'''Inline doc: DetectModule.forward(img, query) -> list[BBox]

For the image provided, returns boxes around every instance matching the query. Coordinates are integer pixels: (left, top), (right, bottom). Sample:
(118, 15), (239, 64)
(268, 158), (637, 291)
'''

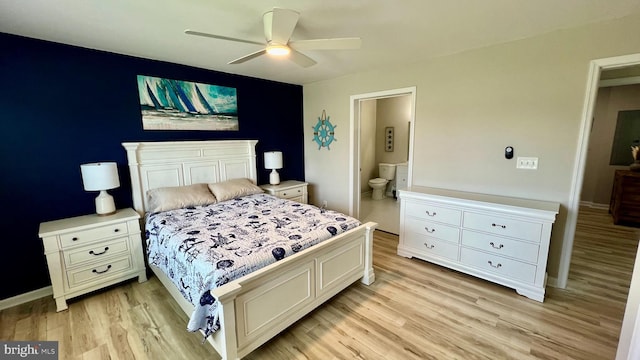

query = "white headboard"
(122, 140), (258, 215)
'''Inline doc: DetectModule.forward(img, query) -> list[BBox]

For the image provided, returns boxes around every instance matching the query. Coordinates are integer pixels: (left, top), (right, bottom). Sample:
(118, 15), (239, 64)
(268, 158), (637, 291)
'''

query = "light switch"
(517, 157), (538, 170)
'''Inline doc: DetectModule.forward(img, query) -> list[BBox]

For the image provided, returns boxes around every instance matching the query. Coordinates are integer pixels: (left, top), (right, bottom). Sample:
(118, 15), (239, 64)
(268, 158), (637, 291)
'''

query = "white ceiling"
(2, 0), (640, 85)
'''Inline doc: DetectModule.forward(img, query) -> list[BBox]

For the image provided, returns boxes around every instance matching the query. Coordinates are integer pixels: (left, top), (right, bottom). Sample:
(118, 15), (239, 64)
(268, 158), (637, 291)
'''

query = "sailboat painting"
(136, 75), (238, 131)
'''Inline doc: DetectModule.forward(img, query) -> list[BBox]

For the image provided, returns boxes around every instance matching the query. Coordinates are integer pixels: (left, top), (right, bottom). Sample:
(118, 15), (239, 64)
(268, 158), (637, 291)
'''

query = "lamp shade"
(264, 151), (283, 170)
(81, 162), (120, 191)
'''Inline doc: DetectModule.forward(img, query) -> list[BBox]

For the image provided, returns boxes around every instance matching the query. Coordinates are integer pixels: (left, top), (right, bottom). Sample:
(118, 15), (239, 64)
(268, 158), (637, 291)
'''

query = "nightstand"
(260, 180), (309, 204)
(39, 208), (147, 311)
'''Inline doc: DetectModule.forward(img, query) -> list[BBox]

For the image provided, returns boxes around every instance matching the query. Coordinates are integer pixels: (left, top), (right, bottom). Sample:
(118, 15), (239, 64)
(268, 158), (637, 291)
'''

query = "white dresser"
(39, 208), (147, 311)
(398, 186), (559, 302)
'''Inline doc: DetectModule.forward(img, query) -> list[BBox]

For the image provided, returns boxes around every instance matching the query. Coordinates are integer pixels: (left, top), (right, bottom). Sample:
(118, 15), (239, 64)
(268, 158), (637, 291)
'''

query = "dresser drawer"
(403, 233), (459, 261)
(64, 237), (130, 267)
(275, 187), (304, 199)
(59, 222), (129, 248)
(404, 201), (461, 226)
(405, 217), (459, 243)
(462, 212), (542, 242)
(66, 255), (133, 288)
(461, 230), (539, 263)
(460, 248), (536, 283)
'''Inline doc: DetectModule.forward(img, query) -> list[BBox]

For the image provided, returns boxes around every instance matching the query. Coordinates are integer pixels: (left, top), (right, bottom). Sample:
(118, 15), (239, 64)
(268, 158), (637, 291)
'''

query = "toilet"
(368, 163), (397, 200)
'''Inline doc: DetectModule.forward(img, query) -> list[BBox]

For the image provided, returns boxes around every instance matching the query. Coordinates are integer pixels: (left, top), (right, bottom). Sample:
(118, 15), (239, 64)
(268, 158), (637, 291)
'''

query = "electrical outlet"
(517, 157), (538, 170)
(322, 200), (328, 208)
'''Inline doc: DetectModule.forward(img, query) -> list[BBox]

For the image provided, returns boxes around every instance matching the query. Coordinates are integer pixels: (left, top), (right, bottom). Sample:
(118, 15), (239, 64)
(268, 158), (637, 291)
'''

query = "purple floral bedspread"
(144, 193), (361, 338)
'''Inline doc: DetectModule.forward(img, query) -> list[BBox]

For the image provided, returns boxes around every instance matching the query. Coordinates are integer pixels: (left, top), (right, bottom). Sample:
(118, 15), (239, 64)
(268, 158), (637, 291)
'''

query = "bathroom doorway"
(349, 87), (416, 234)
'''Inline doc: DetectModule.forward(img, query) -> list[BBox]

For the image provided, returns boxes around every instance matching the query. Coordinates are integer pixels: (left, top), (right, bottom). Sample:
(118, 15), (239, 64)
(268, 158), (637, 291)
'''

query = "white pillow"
(147, 183), (217, 212)
(208, 178), (263, 202)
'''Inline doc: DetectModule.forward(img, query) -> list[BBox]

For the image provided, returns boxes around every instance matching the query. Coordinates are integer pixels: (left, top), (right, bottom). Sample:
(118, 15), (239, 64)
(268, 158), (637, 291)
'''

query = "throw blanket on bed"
(145, 193), (361, 338)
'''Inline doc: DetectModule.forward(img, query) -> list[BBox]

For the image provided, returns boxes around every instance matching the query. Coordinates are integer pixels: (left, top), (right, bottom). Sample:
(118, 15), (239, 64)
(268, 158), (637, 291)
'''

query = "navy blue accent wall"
(0, 33), (304, 300)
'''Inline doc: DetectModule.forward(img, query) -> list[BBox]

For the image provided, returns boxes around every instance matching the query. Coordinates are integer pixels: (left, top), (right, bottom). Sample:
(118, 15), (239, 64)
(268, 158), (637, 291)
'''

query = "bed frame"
(122, 140), (377, 360)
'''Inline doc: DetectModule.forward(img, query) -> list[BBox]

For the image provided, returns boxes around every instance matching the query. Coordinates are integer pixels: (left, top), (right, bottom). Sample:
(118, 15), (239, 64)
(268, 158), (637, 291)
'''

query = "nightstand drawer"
(59, 222), (129, 248)
(260, 180), (308, 204)
(275, 188), (304, 199)
(67, 255), (133, 288)
(285, 195), (305, 203)
(64, 237), (130, 267)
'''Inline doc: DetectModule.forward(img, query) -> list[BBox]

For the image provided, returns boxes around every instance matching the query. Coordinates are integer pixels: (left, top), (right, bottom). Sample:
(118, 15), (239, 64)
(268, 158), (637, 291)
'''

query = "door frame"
(559, 53), (640, 360)
(348, 86), (417, 218)
(560, 53), (640, 287)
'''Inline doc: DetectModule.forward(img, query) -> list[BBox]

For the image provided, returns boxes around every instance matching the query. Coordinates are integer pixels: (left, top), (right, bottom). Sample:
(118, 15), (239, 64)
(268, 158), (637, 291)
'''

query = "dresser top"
(400, 186), (560, 214)
(39, 208), (139, 236)
(616, 169), (640, 178)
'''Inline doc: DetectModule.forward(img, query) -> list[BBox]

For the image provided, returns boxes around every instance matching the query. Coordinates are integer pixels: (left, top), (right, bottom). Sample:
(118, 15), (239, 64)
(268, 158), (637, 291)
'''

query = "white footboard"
(150, 222), (377, 360)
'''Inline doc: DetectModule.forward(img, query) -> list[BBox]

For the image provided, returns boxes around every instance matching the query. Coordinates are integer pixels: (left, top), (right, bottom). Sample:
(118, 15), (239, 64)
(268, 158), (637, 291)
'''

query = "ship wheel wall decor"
(312, 110), (336, 150)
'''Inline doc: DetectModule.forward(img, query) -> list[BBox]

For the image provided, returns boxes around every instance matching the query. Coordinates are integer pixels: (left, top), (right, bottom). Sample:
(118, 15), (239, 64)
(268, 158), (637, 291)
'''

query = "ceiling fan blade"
(289, 37), (362, 51)
(185, 29), (264, 46)
(264, 8), (299, 44)
(289, 49), (317, 68)
(228, 49), (267, 64)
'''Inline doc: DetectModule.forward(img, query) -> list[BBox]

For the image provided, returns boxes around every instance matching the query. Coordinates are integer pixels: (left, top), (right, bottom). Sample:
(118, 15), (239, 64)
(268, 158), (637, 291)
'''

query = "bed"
(122, 140), (377, 360)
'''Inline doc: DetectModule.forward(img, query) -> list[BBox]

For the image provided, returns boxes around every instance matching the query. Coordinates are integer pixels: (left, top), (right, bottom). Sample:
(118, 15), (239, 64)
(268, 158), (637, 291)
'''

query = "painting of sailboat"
(136, 75), (239, 130)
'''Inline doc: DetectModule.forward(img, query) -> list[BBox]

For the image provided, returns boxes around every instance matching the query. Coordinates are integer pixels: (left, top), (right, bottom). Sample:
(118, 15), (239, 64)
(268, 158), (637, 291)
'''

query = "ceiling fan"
(185, 7), (361, 68)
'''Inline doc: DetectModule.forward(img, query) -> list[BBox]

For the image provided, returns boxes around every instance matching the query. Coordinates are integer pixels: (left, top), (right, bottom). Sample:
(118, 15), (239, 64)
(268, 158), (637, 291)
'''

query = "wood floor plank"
(1, 206), (637, 359)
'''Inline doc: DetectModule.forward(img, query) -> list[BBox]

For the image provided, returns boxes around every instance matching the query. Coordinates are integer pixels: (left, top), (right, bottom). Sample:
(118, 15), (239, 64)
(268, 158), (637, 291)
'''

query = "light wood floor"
(2, 206), (639, 359)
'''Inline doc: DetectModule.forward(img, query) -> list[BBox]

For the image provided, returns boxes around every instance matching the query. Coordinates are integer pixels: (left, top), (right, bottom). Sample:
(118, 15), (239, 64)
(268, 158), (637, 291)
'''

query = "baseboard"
(0, 286), (52, 311)
(579, 201), (609, 210)
(546, 276), (559, 289)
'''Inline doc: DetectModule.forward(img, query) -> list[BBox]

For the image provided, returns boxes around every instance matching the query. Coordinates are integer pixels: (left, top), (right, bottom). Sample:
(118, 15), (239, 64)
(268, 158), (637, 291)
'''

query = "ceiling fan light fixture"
(266, 44), (290, 56)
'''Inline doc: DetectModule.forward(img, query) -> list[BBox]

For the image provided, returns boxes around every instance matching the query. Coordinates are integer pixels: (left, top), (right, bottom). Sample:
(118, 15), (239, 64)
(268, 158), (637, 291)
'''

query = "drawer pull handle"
(425, 211), (437, 217)
(489, 242), (504, 249)
(114, 228), (120, 233)
(89, 247), (110, 256)
(424, 227), (436, 233)
(487, 261), (502, 269)
(282, 192), (287, 196)
(72, 237), (79, 241)
(92, 265), (112, 274)
(423, 243), (435, 249)
(491, 223), (507, 229)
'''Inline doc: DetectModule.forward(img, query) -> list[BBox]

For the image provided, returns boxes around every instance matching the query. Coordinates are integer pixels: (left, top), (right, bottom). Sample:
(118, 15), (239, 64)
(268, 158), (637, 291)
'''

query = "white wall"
(303, 12), (640, 280)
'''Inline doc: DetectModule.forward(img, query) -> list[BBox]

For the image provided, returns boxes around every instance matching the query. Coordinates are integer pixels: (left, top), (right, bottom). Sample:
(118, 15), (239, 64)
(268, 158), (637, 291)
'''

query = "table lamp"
(80, 162), (120, 215)
(264, 151), (283, 185)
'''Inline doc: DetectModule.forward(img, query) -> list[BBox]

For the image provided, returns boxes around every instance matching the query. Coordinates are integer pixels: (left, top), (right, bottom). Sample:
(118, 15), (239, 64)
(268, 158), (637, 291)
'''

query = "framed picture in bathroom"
(385, 127), (394, 152)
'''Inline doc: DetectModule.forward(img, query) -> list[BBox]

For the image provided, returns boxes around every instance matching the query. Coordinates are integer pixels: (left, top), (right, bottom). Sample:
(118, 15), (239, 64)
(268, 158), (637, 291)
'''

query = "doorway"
(562, 53), (640, 359)
(561, 54), (640, 286)
(348, 87), (416, 232)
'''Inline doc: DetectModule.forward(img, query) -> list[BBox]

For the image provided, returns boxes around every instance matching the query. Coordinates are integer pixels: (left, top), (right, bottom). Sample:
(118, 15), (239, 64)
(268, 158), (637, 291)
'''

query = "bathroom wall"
(376, 96), (411, 165)
(360, 99), (378, 193)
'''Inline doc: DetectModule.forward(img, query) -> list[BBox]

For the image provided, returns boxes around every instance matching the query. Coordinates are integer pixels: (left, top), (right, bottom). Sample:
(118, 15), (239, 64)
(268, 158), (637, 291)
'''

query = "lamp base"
(269, 169), (280, 185)
(95, 190), (116, 216)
